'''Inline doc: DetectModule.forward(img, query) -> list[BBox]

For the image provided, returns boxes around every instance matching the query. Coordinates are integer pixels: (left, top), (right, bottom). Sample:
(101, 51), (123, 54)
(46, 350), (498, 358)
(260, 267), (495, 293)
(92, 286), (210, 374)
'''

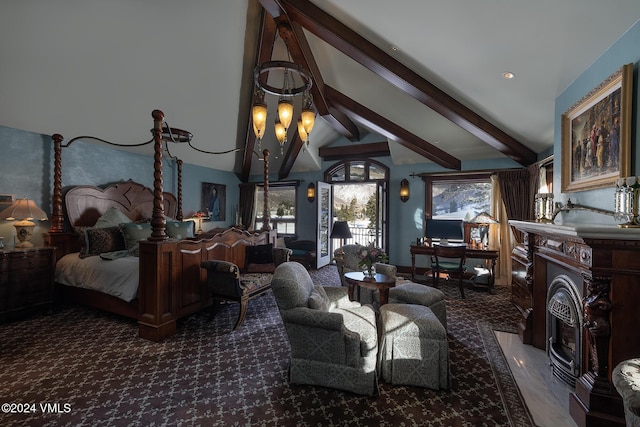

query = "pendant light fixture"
(251, 26), (316, 153)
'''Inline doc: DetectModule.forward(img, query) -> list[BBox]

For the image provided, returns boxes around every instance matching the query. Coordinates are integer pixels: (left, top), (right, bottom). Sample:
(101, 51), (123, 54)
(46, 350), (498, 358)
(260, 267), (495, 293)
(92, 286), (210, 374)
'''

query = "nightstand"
(0, 246), (56, 322)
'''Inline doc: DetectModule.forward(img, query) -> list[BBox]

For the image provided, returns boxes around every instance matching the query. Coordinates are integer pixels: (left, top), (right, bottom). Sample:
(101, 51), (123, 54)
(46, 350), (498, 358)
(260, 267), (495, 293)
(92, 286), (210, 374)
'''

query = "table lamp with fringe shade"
(0, 198), (48, 248)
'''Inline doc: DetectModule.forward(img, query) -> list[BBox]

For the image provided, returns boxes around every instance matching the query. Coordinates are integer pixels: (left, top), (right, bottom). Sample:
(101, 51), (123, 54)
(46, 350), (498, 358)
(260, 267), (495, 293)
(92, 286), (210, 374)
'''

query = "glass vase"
(363, 264), (376, 278)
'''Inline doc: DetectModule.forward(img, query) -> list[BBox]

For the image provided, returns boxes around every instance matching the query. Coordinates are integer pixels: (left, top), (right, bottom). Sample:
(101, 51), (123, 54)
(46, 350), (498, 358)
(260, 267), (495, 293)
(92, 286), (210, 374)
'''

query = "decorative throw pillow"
(308, 284), (330, 311)
(120, 222), (152, 254)
(166, 220), (195, 240)
(246, 243), (274, 264)
(94, 207), (132, 228)
(80, 226), (126, 258)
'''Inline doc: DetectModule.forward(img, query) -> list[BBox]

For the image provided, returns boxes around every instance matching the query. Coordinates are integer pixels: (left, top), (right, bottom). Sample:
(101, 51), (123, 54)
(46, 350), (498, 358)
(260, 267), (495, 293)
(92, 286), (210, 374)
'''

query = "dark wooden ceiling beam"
(241, 9), (278, 182)
(326, 85), (461, 170)
(278, 0), (537, 167)
(278, 130), (305, 180)
(319, 141), (390, 161)
(279, 20), (360, 141)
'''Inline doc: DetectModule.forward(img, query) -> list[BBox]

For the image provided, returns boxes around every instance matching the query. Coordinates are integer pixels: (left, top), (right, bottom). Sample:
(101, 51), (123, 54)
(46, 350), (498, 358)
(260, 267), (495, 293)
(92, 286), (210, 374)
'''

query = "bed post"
(261, 149), (271, 231)
(50, 134), (65, 233)
(149, 109), (168, 241)
(176, 159), (184, 221)
(44, 133), (77, 258)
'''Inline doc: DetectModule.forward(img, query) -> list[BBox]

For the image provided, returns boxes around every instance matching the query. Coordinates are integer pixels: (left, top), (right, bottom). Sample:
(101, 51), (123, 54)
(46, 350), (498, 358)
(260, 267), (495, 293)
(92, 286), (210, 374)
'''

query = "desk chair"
(431, 245), (467, 298)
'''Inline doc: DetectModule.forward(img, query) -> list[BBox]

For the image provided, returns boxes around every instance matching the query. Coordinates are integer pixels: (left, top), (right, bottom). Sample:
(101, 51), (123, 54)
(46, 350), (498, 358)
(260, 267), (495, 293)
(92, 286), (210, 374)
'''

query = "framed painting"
(201, 183), (226, 221)
(561, 63), (633, 192)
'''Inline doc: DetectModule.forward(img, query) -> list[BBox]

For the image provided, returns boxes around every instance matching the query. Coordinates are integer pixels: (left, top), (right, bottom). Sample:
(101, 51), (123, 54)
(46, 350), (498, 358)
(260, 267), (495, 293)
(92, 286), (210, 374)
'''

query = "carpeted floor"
(0, 264), (534, 426)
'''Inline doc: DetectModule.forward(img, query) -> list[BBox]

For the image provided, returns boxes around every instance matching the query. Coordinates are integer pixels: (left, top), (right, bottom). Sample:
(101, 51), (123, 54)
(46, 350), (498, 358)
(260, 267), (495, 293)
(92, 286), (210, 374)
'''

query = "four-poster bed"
(45, 110), (274, 341)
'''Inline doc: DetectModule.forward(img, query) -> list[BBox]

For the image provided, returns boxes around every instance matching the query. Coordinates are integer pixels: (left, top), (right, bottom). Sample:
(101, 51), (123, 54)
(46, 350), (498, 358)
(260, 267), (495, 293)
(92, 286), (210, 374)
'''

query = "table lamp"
(470, 211), (498, 248)
(330, 220), (351, 254)
(0, 198), (48, 248)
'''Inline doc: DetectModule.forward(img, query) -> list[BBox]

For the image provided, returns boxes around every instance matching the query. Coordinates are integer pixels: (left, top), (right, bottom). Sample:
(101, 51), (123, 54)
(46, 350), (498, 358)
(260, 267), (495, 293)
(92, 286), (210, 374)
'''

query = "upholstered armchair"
(271, 262), (379, 396)
(201, 245), (291, 330)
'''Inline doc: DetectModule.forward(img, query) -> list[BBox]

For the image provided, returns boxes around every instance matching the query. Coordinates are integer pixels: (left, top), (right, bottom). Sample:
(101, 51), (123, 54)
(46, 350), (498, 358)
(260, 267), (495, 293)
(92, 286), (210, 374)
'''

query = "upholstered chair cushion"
(613, 358), (640, 426)
(308, 284), (330, 311)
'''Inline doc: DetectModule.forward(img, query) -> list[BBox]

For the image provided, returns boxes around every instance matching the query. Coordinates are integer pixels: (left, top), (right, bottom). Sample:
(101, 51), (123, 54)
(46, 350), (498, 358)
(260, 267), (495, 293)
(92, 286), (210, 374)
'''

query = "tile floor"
(495, 331), (578, 427)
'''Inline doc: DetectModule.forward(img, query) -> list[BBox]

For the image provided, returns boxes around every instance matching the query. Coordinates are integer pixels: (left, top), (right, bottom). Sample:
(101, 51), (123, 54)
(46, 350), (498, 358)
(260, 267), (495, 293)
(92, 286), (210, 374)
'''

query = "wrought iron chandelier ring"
(253, 60), (312, 97)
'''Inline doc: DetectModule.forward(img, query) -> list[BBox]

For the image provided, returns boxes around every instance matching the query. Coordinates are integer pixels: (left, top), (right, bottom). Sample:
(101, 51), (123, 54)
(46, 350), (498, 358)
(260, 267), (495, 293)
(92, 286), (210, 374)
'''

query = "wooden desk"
(343, 272), (396, 305)
(410, 244), (499, 291)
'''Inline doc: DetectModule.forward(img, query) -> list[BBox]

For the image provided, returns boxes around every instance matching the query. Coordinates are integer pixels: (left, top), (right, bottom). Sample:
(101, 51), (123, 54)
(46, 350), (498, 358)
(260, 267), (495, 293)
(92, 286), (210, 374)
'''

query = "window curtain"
(495, 168), (535, 244)
(239, 183), (256, 231)
(490, 175), (512, 286)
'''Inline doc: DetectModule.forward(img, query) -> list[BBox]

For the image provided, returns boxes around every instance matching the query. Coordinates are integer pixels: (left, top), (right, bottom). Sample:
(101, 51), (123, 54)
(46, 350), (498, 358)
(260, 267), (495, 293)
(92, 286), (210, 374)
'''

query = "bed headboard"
(65, 180), (178, 228)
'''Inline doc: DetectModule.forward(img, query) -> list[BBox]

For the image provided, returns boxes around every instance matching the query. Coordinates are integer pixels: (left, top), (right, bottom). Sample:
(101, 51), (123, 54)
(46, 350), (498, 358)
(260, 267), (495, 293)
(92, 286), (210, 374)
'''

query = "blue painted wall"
(0, 126), (240, 247)
(553, 20), (640, 225)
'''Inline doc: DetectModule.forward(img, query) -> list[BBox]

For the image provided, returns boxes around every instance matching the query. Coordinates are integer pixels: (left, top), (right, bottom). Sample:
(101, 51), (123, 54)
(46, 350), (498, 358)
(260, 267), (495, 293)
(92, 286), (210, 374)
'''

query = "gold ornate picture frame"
(561, 63), (633, 192)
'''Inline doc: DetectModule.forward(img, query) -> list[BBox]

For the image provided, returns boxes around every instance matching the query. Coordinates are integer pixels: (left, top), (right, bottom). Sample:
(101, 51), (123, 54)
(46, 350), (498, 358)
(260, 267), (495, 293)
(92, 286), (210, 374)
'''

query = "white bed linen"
(55, 253), (139, 302)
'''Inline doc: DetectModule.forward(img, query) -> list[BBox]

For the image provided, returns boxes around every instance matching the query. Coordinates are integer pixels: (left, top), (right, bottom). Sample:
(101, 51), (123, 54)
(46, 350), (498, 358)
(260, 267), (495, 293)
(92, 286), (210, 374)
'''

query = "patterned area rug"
(0, 264), (534, 426)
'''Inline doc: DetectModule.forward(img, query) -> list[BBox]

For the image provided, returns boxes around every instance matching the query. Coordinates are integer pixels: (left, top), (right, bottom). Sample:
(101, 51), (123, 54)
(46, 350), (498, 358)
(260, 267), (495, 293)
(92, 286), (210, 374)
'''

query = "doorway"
(324, 159), (389, 256)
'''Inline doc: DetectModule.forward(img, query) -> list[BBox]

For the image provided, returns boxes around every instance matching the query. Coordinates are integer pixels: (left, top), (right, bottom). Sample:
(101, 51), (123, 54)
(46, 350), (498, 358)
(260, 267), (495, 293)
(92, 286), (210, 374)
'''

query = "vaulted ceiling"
(2, 1), (640, 182)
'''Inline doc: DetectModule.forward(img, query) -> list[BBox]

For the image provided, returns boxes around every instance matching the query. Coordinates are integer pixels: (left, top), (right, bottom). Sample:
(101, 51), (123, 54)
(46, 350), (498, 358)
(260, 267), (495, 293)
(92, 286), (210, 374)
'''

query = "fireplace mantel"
(510, 220), (640, 241)
(509, 220), (640, 427)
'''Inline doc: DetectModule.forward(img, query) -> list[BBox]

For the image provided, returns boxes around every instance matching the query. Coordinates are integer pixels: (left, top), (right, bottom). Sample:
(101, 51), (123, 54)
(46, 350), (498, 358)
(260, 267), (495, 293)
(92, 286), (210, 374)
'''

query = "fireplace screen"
(547, 276), (582, 386)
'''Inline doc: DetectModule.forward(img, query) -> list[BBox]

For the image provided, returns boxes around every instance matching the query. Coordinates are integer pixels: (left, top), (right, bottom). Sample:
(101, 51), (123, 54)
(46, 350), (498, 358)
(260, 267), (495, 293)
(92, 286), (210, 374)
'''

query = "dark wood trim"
(276, 0), (537, 166)
(325, 85), (461, 170)
(319, 142), (390, 161)
(242, 9), (277, 183)
(278, 19), (359, 141)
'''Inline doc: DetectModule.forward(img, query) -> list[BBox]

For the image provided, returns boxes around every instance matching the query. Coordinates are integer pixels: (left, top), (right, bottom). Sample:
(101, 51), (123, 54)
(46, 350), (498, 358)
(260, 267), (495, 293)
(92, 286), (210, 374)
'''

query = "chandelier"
(251, 60), (315, 153)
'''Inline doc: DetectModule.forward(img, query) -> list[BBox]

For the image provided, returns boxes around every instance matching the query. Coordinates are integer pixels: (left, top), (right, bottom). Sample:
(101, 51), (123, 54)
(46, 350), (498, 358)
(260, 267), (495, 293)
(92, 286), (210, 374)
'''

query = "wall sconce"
(534, 193), (554, 223)
(0, 198), (48, 248)
(400, 178), (410, 202)
(307, 182), (315, 203)
(614, 176), (640, 228)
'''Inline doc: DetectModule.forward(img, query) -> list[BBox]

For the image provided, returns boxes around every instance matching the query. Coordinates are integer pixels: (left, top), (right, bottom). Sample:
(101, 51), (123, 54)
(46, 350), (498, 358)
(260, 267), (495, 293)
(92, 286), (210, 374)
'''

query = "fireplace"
(509, 220), (640, 427)
(547, 274), (582, 386)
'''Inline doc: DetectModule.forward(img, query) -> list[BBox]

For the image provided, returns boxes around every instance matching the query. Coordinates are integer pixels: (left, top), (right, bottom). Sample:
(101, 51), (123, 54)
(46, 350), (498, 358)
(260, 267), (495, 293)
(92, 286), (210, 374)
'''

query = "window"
(254, 182), (298, 236)
(424, 173), (493, 243)
(431, 180), (492, 220)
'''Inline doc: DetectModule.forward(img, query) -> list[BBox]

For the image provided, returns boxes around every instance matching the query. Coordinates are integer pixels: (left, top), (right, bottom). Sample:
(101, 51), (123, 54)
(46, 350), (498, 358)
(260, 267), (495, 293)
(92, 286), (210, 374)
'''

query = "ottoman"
(379, 303), (449, 390)
(389, 282), (447, 330)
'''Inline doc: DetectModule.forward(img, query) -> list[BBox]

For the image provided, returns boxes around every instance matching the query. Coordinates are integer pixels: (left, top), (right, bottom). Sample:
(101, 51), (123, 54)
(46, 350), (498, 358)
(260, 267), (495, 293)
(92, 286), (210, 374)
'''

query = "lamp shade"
(307, 182), (315, 202)
(251, 102), (267, 139)
(0, 198), (47, 221)
(400, 178), (410, 202)
(0, 198), (48, 248)
(274, 119), (287, 144)
(470, 211), (497, 224)
(297, 118), (308, 143)
(330, 221), (352, 240)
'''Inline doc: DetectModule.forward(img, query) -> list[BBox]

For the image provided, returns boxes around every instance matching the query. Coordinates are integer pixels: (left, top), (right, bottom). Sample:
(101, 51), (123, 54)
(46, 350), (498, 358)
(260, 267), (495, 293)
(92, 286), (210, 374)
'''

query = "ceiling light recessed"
(502, 71), (515, 79)
(390, 45), (399, 52)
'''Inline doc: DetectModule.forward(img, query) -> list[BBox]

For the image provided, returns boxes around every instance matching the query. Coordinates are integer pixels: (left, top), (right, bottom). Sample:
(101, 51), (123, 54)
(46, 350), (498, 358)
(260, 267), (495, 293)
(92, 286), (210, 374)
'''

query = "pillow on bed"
(94, 207), (132, 228)
(80, 226), (127, 258)
(120, 222), (152, 255)
(166, 220), (195, 240)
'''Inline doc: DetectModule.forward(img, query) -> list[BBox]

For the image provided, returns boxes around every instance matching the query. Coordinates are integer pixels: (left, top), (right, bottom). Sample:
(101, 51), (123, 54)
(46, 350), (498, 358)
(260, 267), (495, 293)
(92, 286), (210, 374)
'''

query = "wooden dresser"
(510, 221), (640, 427)
(0, 246), (56, 322)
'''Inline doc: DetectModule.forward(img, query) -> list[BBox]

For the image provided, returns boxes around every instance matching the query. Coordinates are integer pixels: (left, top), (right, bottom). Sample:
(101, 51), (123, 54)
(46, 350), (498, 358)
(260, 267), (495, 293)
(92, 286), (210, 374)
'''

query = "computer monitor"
(425, 219), (464, 241)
